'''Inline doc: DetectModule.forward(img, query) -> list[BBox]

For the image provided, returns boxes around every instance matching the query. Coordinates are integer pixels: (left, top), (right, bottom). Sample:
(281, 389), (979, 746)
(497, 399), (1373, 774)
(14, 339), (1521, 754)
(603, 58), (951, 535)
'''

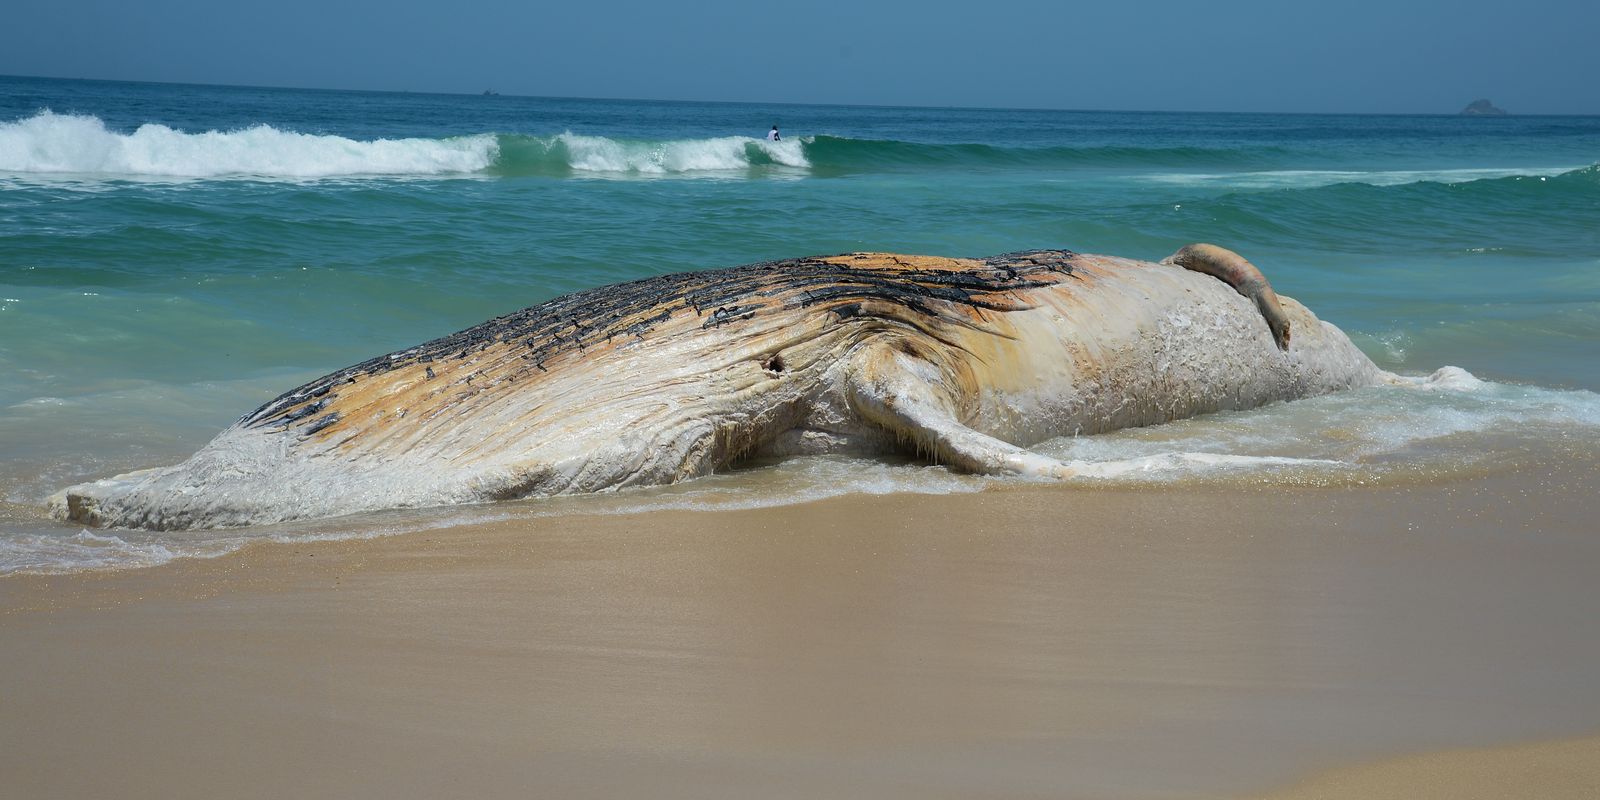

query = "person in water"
(767, 125), (780, 142)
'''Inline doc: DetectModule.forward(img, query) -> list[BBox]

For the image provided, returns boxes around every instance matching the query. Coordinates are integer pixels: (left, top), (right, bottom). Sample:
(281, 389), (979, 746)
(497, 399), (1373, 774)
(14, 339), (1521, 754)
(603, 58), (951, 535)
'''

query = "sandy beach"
(4, 449), (1598, 799)
(5, 12), (1600, 796)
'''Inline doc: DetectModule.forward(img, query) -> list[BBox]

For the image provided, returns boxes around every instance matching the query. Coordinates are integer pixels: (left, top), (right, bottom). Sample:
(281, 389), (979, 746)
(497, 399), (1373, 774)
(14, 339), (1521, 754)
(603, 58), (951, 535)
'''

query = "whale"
(52, 244), (1396, 530)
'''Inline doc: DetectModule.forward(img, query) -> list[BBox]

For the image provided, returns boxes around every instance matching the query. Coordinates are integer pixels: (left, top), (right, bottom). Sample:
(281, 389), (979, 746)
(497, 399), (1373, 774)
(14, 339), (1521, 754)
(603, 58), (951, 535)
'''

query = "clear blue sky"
(6, 0), (1597, 113)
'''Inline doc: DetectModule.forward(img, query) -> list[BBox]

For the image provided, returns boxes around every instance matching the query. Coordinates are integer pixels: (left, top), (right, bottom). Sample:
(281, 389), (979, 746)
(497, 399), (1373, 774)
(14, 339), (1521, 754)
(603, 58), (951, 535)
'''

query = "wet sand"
(1249, 734), (1600, 799)
(3, 457), (1599, 799)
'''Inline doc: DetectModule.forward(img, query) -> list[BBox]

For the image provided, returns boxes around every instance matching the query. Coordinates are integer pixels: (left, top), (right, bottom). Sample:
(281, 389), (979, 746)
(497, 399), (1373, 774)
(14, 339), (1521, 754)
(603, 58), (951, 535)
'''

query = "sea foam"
(1039, 368), (1600, 474)
(0, 112), (815, 180)
(0, 111), (498, 178)
(550, 133), (808, 174)
(1139, 165), (1586, 190)
(0, 529), (197, 574)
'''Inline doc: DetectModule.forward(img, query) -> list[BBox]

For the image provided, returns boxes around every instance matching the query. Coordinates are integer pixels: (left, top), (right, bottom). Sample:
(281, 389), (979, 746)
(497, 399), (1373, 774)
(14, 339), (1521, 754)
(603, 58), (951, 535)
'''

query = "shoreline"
(4, 455), (1600, 798)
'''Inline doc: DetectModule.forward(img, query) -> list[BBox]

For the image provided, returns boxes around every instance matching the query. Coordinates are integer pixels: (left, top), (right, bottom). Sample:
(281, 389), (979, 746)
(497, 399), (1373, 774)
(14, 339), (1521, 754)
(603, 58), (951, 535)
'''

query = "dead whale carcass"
(53, 244), (1393, 530)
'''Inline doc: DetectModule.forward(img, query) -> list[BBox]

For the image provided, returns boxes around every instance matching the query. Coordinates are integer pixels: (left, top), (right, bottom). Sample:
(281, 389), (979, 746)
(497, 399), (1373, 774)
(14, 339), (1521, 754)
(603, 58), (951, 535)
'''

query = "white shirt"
(767, 129), (780, 141)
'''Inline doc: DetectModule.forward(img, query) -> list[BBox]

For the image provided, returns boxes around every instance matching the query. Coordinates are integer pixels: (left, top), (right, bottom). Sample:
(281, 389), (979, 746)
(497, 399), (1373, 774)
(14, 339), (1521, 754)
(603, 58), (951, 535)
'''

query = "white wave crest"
(556, 132), (808, 174)
(0, 111), (498, 178)
(1411, 365), (1488, 391)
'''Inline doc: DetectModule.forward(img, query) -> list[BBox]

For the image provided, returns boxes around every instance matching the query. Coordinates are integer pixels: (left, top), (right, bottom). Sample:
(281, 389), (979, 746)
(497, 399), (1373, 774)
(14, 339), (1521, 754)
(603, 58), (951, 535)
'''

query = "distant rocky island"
(1460, 99), (1507, 116)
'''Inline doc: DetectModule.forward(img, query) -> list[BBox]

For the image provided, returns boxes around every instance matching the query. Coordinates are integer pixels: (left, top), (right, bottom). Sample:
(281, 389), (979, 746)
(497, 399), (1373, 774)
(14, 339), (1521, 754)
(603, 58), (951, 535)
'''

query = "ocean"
(2, 74), (1598, 573)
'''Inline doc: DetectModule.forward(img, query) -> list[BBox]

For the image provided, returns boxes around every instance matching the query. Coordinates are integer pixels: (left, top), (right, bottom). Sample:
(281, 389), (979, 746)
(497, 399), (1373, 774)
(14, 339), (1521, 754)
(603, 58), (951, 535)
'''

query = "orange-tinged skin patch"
(244, 251), (1079, 451)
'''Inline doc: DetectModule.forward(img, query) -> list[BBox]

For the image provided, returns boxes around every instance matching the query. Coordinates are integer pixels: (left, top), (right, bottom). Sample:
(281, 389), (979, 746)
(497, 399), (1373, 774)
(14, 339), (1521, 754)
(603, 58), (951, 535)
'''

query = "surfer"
(767, 125), (780, 142)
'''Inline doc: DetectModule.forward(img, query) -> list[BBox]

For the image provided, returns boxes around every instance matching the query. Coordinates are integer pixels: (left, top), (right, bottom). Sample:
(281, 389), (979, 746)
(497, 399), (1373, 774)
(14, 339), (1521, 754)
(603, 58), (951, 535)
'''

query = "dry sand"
(3, 456), (1598, 799)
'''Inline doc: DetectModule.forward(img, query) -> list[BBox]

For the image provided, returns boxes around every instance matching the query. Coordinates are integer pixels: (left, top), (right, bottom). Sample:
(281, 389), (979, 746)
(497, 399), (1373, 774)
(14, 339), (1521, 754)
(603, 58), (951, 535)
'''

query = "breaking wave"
(4, 113), (1596, 187)
(0, 111), (496, 178)
(493, 132), (808, 175)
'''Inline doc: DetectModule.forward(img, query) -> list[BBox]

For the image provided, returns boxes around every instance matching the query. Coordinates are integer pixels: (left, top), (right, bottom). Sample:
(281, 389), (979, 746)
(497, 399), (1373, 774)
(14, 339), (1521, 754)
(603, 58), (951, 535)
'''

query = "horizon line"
(4, 72), (1594, 118)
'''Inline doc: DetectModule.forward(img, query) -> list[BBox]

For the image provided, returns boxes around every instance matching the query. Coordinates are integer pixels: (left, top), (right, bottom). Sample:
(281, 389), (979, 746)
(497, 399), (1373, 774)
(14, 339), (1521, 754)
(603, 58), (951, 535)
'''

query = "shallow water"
(3, 75), (1599, 573)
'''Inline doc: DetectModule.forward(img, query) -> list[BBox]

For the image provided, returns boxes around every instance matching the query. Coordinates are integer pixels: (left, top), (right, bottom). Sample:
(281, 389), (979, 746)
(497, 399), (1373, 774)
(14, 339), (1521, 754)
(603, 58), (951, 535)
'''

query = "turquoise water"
(3, 75), (1598, 572)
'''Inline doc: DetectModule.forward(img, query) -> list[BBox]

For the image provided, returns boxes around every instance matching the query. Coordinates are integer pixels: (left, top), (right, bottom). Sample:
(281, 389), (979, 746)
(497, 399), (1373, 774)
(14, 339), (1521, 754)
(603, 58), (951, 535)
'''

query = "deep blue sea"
(3, 75), (1598, 572)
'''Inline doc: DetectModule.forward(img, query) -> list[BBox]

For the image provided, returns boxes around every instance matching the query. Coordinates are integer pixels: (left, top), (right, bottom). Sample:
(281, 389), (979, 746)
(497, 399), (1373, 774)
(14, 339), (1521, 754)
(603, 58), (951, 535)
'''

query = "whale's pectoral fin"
(846, 345), (1075, 479)
(1162, 243), (1292, 350)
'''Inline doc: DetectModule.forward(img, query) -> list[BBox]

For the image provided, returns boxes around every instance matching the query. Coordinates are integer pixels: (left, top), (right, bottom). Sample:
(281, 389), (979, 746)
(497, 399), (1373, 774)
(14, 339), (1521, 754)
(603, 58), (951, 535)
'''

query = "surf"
(492, 132), (809, 176)
(7, 111), (1595, 190)
(0, 111), (498, 178)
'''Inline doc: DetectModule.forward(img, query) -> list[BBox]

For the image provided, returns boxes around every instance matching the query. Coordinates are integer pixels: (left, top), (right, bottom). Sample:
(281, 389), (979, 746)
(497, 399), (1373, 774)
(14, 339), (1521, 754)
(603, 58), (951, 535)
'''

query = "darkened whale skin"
(53, 246), (1394, 530)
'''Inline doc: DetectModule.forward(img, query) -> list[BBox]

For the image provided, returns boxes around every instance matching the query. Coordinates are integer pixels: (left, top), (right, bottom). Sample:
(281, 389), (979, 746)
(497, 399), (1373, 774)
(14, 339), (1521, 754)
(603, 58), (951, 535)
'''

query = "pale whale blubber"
(52, 244), (1395, 530)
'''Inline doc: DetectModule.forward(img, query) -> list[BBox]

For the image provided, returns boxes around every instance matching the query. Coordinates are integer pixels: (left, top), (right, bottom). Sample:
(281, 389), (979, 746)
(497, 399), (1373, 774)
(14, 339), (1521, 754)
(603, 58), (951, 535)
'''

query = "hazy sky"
(5, 0), (1597, 113)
